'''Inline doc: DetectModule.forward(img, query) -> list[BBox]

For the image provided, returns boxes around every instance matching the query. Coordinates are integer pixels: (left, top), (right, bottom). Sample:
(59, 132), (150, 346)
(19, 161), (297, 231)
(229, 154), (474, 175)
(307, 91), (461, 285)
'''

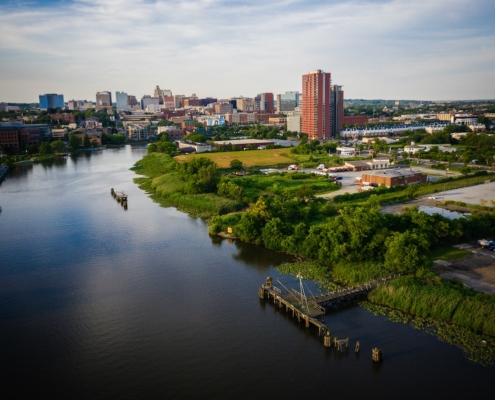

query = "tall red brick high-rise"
(301, 70), (331, 140)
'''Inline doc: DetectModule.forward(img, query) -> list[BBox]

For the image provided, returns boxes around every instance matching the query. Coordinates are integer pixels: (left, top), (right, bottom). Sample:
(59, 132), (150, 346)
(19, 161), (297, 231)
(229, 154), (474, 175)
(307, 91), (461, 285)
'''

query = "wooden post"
(305, 317), (310, 328)
(345, 338), (349, 348)
(258, 286), (265, 299)
(355, 341), (360, 353)
(372, 347), (383, 362)
(324, 331), (331, 347)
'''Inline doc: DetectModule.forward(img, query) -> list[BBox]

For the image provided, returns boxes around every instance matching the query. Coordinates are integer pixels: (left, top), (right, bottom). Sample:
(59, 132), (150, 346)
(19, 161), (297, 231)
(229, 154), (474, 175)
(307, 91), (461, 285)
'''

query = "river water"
(0, 146), (492, 399)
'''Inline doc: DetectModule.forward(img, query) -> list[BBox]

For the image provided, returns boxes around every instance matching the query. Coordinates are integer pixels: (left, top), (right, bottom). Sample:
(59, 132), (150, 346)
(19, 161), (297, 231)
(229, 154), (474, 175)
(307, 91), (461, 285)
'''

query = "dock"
(259, 275), (399, 339)
(111, 188), (128, 209)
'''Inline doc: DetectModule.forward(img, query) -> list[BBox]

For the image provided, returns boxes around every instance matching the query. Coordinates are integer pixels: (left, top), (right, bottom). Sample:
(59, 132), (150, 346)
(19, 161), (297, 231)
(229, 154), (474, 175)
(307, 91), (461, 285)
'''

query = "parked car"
(427, 196), (439, 200)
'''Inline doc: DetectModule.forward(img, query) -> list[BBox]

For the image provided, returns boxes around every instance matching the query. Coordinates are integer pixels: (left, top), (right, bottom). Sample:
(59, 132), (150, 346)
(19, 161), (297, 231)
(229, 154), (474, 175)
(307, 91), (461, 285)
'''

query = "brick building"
(302, 70), (331, 140)
(0, 126), (21, 153)
(361, 169), (427, 187)
(343, 115), (369, 127)
(214, 102), (234, 114)
(50, 113), (76, 124)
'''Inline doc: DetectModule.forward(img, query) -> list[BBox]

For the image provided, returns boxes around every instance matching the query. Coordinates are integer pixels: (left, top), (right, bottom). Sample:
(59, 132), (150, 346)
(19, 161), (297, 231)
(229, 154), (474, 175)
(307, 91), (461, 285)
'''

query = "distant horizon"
(1, 1), (494, 103)
(3, 97), (495, 106)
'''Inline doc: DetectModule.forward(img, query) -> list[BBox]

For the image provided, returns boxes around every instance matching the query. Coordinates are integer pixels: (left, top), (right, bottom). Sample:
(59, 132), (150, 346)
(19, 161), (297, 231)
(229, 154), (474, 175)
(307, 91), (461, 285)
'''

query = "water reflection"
(231, 239), (294, 269)
(40, 157), (68, 170)
(418, 206), (469, 219)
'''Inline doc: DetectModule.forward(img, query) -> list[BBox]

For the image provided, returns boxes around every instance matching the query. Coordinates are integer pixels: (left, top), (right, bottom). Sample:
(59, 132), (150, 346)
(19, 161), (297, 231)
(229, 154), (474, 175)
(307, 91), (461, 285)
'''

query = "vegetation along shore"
(133, 139), (495, 364)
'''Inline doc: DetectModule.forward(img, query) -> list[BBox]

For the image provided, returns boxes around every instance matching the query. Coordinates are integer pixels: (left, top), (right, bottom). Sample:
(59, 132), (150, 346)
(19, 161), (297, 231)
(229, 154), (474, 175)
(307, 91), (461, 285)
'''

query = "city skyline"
(0, 0), (494, 103)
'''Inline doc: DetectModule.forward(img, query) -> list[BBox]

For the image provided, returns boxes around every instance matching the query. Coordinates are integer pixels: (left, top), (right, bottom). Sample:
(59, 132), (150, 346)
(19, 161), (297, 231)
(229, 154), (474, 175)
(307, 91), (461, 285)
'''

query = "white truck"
(478, 239), (495, 251)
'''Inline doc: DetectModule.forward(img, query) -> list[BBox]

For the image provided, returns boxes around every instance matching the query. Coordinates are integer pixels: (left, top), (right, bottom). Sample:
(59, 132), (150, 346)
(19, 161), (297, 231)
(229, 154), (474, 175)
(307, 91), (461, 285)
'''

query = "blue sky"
(0, 0), (494, 102)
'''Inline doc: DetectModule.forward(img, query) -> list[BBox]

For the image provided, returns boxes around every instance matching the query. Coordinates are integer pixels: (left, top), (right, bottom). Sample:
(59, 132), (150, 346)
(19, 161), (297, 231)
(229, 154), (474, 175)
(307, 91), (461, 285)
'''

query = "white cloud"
(0, 0), (494, 101)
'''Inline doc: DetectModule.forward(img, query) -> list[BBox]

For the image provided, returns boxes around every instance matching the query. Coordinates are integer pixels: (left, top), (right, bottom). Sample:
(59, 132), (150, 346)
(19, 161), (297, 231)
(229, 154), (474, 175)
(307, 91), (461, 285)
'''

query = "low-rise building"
(345, 159), (390, 171)
(361, 169), (427, 187)
(336, 147), (356, 156)
(213, 139), (274, 149)
(468, 123), (486, 132)
(72, 129), (103, 147)
(404, 142), (425, 154)
(127, 125), (148, 141)
(181, 119), (195, 131)
(268, 117), (286, 125)
(52, 128), (68, 139)
(342, 115), (369, 127)
(177, 141), (212, 153)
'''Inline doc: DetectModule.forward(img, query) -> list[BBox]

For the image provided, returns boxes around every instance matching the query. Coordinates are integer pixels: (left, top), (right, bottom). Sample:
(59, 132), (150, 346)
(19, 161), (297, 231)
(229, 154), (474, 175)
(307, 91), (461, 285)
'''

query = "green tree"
(383, 231), (428, 274)
(39, 142), (52, 155)
(217, 180), (243, 202)
(261, 217), (286, 250)
(83, 133), (91, 148)
(51, 140), (65, 153)
(69, 134), (81, 151)
(230, 159), (243, 169)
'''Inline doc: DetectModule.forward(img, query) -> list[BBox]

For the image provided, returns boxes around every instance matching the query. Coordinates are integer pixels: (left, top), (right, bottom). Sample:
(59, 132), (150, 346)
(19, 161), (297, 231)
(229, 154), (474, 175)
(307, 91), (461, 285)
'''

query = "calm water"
(0, 146), (492, 399)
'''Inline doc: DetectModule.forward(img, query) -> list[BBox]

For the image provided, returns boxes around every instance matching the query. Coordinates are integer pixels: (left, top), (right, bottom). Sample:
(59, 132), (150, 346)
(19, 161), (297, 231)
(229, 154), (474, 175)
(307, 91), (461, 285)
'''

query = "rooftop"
(363, 169), (423, 178)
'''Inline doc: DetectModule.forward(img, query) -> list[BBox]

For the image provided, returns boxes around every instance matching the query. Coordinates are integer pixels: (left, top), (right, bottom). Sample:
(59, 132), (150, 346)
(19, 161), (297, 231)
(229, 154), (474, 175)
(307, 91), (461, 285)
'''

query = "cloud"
(0, 0), (494, 101)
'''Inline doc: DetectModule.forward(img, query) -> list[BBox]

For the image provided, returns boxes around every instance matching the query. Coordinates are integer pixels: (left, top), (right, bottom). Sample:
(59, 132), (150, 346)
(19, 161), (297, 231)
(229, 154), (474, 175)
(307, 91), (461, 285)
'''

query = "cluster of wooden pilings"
(111, 188), (128, 209)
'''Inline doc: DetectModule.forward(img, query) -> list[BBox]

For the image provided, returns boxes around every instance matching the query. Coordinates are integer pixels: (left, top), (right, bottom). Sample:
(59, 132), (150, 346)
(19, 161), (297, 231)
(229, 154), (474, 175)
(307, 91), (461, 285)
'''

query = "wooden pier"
(259, 275), (399, 342)
(311, 276), (398, 308)
(111, 188), (128, 209)
(260, 277), (329, 336)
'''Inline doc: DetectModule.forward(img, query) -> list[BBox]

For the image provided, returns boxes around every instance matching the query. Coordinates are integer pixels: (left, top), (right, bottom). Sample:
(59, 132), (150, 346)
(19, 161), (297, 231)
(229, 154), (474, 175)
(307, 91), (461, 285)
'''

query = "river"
(0, 146), (492, 399)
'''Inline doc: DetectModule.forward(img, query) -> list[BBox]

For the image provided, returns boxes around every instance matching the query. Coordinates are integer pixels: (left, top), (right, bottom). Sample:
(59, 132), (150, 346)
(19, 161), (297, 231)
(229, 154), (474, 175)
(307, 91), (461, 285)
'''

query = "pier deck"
(259, 275), (399, 338)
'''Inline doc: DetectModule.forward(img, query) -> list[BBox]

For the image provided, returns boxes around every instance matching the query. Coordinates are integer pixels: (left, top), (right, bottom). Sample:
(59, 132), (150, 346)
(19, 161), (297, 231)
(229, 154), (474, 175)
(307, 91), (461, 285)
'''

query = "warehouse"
(361, 169), (427, 187)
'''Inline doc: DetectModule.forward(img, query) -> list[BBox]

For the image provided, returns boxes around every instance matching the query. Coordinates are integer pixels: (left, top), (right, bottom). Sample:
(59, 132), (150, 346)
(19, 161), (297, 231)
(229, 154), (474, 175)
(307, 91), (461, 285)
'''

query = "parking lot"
(437, 181), (495, 205)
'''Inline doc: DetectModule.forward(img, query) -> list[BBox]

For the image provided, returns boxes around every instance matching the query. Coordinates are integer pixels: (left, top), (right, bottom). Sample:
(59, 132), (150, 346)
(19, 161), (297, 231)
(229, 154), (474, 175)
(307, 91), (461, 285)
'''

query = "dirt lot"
(432, 245), (495, 294)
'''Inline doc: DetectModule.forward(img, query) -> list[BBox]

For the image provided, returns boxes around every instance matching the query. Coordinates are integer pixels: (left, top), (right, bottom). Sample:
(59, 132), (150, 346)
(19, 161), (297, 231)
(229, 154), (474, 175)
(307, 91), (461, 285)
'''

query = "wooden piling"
(372, 347), (383, 362)
(355, 341), (360, 353)
(324, 331), (332, 347)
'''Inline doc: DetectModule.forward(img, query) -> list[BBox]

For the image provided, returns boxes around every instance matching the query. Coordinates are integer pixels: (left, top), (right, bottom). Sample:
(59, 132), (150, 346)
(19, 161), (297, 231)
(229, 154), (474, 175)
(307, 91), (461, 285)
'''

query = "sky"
(0, 0), (494, 103)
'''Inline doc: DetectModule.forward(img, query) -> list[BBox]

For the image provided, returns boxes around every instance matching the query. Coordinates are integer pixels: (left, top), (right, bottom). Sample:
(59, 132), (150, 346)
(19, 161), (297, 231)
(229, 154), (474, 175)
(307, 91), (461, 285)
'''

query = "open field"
(174, 149), (295, 168)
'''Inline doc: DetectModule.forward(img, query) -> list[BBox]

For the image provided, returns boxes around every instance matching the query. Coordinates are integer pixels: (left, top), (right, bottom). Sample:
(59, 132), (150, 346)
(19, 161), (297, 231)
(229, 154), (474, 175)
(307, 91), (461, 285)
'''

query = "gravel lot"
(437, 181), (495, 204)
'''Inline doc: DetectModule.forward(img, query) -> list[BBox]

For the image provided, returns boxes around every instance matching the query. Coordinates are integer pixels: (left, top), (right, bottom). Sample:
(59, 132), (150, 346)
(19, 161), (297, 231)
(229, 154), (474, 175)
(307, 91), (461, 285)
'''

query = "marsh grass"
(361, 301), (495, 366)
(368, 278), (495, 337)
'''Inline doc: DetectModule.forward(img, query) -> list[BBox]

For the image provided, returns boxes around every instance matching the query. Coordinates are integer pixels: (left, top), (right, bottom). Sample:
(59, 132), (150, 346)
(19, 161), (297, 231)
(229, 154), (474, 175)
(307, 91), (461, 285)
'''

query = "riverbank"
(134, 151), (495, 344)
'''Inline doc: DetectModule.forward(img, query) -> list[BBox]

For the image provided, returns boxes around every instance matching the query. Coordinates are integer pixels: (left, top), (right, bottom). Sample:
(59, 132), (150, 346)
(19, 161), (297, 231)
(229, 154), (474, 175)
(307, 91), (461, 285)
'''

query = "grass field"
(174, 149), (295, 168)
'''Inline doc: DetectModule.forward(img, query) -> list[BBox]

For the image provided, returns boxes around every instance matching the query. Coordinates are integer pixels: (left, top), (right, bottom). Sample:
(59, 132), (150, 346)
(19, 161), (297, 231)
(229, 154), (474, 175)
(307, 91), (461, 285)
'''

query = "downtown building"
(96, 91), (113, 111)
(256, 93), (274, 113)
(39, 93), (64, 110)
(301, 70), (331, 140)
(276, 91), (300, 113)
(116, 91), (131, 111)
